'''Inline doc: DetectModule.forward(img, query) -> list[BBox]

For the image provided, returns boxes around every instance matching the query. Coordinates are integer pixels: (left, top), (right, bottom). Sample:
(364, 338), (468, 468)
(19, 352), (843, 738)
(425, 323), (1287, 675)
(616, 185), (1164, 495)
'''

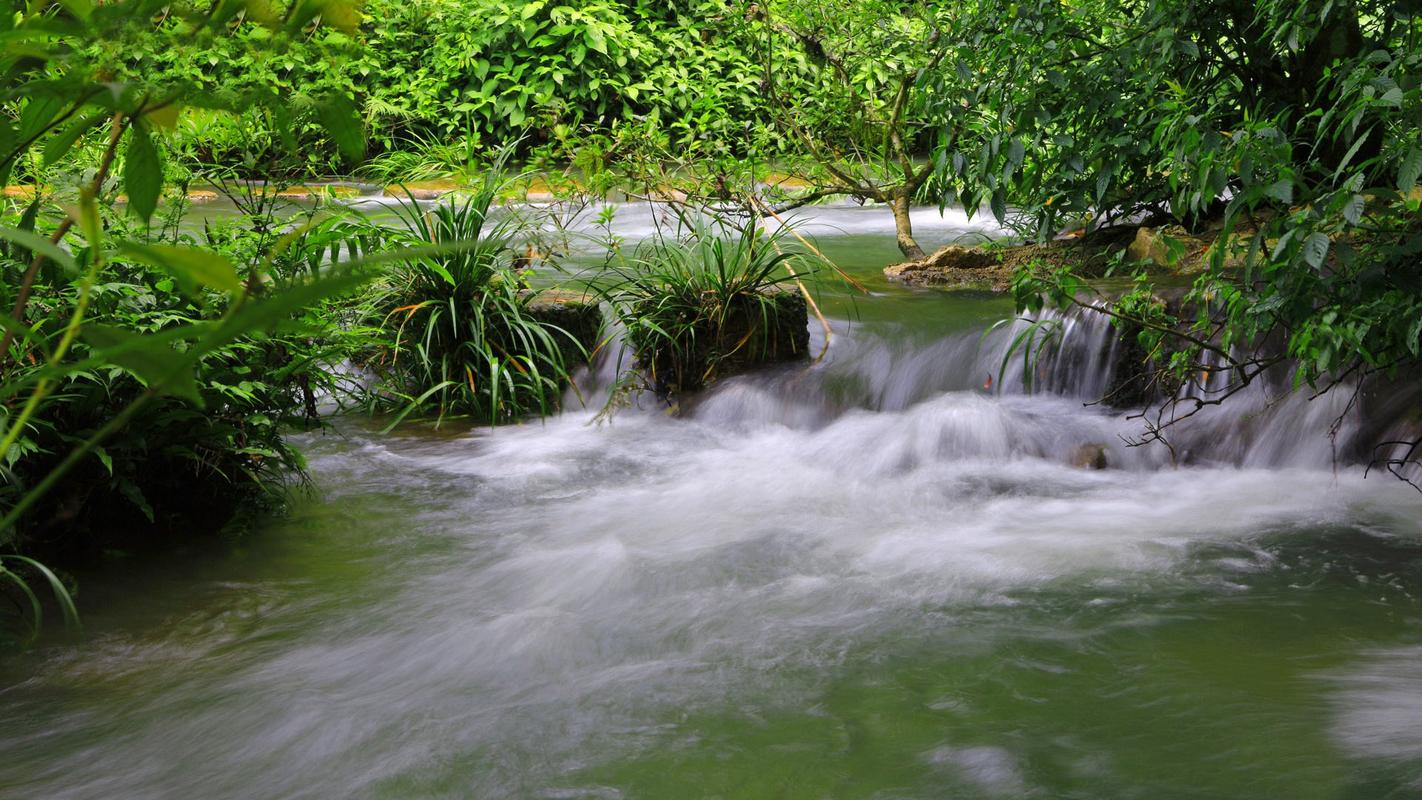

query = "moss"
(522, 289), (604, 370)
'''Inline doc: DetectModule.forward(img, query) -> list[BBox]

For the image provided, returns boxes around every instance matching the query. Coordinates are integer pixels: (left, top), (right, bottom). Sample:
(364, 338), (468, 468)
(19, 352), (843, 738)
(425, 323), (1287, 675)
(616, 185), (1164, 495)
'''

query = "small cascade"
(556, 303), (1420, 479)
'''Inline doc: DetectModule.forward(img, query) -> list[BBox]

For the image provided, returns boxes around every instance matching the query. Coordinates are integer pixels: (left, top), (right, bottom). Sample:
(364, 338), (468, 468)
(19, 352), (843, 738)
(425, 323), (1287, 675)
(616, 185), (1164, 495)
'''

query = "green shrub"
(0, 202), (374, 558)
(357, 177), (591, 425)
(599, 218), (814, 398)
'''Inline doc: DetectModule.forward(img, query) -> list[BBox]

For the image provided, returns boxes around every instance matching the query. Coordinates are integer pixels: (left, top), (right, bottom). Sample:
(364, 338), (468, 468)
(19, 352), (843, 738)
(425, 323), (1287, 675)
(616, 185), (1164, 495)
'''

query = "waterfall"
(569, 304), (1420, 480)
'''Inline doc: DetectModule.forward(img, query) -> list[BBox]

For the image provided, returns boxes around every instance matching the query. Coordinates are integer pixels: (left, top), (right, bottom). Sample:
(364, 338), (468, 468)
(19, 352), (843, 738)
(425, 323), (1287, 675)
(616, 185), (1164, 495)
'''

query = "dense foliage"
(923, 0), (1421, 462)
(41, 0), (798, 178)
(1, 0), (376, 636)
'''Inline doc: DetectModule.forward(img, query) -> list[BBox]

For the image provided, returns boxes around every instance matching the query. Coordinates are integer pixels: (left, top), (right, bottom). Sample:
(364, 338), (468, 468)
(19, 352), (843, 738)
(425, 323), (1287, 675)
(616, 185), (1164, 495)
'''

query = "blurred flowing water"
(2, 204), (1421, 799)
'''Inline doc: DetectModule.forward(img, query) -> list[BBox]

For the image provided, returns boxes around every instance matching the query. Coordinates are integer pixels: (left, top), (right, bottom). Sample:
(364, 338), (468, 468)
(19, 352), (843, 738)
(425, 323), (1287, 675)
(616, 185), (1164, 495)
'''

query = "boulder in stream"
(1069, 443), (1110, 470)
(884, 245), (1010, 291)
(522, 289), (604, 368)
(635, 289), (810, 398)
(885, 239), (1122, 292)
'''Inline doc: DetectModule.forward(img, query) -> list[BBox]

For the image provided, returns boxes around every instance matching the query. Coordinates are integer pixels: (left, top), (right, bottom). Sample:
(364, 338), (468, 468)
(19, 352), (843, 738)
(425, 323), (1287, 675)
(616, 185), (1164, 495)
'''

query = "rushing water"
(3, 206), (1422, 799)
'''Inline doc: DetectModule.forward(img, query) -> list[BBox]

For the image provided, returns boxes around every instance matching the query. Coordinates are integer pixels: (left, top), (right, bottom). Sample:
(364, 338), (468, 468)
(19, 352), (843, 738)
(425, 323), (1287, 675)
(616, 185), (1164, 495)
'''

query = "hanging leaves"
(122, 122), (162, 222)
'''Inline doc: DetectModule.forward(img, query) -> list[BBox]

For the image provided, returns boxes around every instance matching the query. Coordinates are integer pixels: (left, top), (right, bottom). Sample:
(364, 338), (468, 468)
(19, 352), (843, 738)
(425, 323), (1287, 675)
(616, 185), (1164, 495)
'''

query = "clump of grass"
(598, 217), (814, 398)
(358, 175), (591, 426)
(358, 128), (486, 185)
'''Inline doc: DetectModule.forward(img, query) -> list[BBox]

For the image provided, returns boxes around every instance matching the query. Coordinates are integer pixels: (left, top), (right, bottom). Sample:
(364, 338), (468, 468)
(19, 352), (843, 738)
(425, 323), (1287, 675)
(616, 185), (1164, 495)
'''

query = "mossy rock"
(522, 289), (603, 369)
(1124, 225), (1259, 274)
(634, 289), (810, 398)
(885, 230), (1140, 292)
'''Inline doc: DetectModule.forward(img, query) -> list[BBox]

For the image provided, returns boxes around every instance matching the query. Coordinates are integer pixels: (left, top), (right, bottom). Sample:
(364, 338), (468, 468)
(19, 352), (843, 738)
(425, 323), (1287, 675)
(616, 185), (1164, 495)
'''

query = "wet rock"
(507, 175), (562, 203)
(637, 289), (810, 398)
(884, 245), (1011, 291)
(1069, 443), (1110, 470)
(1127, 224), (1260, 274)
(273, 184), (362, 200)
(1127, 225), (1212, 273)
(382, 179), (460, 200)
(184, 189), (220, 204)
(885, 240), (1119, 292)
(2, 185), (42, 201)
(522, 289), (603, 368)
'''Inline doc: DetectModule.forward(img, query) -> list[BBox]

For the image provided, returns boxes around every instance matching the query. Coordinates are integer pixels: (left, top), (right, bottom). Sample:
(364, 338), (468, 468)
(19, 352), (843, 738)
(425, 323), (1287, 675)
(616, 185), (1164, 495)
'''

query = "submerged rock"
(1069, 443), (1110, 470)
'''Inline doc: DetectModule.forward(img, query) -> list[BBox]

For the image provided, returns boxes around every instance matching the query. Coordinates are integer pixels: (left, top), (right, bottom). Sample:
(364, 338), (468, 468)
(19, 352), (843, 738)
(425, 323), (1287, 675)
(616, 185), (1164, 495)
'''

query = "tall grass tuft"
(359, 175), (590, 426)
(599, 217), (813, 398)
(0, 555), (78, 650)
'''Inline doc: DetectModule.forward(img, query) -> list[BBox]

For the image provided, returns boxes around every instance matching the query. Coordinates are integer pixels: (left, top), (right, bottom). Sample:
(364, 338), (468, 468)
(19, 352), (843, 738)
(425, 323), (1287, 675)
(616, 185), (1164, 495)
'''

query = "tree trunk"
(890, 192), (925, 261)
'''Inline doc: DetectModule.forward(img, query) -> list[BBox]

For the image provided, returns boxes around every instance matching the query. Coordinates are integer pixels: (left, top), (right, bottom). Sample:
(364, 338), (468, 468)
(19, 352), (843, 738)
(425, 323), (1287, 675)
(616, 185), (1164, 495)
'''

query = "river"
(2, 203), (1420, 798)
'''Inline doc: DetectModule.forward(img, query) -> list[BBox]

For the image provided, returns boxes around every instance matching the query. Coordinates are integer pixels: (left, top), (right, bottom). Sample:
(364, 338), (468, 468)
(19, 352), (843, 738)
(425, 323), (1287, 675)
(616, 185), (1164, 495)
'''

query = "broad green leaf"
(1342, 194), (1365, 226)
(143, 103), (180, 131)
(1007, 138), (1025, 167)
(82, 324), (201, 404)
(123, 123), (162, 222)
(584, 27), (606, 54)
(117, 242), (243, 295)
(57, 0), (92, 20)
(990, 188), (1006, 223)
(0, 226), (74, 272)
(43, 111), (104, 167)
(1302, 232), (1329, 269)
(316, 93), (365, 163)
(17, 94), (65, 143)
(1399, 149), (1422, 192)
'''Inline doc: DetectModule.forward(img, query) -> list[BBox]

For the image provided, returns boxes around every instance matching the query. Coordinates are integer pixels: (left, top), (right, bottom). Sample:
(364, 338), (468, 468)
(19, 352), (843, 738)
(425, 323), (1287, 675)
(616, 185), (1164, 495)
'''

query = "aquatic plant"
(357, 177), (591, 426)
(0, 554), (78, 650)
(598, 217), (814, 399)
